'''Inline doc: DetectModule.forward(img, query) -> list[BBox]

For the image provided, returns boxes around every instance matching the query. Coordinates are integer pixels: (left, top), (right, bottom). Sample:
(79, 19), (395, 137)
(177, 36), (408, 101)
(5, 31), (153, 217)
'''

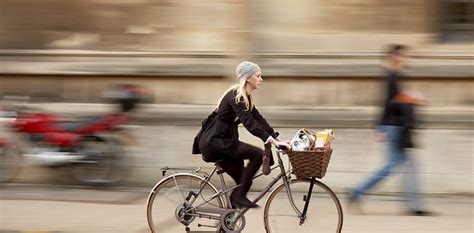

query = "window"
(440, 0), (474, 41)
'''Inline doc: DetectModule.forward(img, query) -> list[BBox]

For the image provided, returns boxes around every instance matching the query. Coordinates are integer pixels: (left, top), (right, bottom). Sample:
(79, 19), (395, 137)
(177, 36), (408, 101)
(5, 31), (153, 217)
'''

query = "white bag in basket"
(290, 128), (316, 151)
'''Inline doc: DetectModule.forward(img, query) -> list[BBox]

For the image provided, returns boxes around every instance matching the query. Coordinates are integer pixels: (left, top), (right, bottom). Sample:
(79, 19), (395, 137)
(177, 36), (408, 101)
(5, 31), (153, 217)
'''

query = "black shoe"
(230, 196), (259, 209)
(346, 190), (362, 214)
(408, 210), (435, 216)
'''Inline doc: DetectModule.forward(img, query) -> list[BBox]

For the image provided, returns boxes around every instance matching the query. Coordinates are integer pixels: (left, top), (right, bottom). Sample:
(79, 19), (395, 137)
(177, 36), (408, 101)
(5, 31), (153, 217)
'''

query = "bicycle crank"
(220, 209), (245, 233)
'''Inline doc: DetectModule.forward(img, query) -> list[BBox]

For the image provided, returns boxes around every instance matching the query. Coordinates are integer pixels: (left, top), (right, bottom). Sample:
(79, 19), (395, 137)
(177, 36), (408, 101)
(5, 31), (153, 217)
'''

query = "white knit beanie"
(236, 61), (261, 81)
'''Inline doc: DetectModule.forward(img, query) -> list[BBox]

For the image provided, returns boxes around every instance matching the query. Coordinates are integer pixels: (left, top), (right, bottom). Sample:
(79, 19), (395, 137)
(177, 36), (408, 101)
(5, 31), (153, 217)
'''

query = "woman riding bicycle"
(193, 61), (290, 208)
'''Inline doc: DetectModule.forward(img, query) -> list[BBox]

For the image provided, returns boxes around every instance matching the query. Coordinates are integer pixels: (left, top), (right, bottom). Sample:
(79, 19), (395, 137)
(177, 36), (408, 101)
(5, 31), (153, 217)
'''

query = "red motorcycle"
(0, 89), (141, 186)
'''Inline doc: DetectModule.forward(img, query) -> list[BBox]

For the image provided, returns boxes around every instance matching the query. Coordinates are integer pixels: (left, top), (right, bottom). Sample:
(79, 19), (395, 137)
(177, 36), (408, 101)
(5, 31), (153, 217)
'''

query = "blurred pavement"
(0, 185), (472, 233)
(1, 103), (472, 196)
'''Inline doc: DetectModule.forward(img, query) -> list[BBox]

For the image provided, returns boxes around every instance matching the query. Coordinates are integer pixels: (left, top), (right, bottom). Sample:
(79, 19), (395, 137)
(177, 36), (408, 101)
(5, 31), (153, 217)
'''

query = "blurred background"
(0, 0), (472, 232)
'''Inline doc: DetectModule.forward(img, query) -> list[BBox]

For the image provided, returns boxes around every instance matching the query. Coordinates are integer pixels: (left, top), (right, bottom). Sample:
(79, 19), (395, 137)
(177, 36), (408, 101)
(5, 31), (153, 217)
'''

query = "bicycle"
(146, 148), (343, 232)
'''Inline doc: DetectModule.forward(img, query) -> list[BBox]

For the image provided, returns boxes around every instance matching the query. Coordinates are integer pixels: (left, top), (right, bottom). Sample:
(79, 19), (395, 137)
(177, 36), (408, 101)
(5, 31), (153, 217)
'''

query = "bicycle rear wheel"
(264, 179), (343, 233)
(147, 174), (224, 233)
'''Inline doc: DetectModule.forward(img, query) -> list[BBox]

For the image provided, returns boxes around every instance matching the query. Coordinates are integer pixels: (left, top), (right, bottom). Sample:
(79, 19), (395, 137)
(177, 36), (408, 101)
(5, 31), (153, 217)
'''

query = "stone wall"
(1, 75), (472, 106)
(0, 0), (453, 52)
(0, 1), (472, 105)
(0, 0), (246, 51)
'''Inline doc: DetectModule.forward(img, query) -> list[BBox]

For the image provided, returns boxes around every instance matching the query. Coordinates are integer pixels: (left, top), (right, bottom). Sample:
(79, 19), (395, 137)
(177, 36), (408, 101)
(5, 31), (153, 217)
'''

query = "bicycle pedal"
(198, 223), (218, 228)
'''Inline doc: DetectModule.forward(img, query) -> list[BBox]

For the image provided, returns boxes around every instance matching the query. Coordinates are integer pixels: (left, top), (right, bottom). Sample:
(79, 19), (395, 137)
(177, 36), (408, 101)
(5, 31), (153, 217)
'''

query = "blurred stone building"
(0, 0), (472, 106)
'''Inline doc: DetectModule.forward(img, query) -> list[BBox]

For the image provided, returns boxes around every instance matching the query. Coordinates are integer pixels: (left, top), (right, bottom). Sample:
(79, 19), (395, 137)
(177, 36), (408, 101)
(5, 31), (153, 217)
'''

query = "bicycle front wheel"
(264, 179), (343, 233)
(147, 174), (224, 233)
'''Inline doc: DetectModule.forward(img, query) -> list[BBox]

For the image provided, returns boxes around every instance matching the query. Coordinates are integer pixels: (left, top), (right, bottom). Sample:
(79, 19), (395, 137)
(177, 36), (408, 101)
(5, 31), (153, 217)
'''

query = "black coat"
(380, 70), (403, 126)
(378, 70), (417, 148)
(192, 89), (278, 162)
(398, 102), (417, 148)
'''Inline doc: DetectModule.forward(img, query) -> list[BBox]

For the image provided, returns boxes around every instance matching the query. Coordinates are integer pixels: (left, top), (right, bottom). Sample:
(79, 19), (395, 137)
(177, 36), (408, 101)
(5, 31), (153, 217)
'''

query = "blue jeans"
(352, 125), (423, 210)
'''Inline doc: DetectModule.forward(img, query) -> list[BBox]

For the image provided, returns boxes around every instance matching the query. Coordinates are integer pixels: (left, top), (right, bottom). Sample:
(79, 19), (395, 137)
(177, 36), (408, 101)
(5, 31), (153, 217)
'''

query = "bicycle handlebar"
(275, 145), (290, 153)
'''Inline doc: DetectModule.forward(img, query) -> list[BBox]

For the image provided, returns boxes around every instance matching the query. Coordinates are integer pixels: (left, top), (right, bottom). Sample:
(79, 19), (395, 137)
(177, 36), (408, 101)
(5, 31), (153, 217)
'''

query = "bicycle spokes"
(147, 175), (224, 233)
(264, 179), (343, 233)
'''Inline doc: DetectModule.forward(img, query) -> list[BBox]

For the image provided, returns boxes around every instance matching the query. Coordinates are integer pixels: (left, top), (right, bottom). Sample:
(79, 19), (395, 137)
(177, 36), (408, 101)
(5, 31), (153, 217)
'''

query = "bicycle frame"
(163, 149), (306, 225)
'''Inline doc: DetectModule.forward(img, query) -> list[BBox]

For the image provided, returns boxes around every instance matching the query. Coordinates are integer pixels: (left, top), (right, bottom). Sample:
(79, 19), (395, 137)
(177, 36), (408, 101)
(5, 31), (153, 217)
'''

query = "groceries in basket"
(287, 128), (335, 178)
(289, 128), (316, 151)
(290, 128), (334, 152)
(314, 129), (335, 151)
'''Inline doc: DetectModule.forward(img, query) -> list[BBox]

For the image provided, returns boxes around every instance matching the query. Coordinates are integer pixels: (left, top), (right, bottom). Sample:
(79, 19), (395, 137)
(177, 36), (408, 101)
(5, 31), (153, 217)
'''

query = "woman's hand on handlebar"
(276, 137), (290, 144)
(268, 137), (290, 150)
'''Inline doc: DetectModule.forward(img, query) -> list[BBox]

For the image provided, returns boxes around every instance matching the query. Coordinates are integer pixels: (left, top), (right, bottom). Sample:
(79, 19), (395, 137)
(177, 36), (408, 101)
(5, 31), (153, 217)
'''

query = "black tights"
(218, 142), (263, 198)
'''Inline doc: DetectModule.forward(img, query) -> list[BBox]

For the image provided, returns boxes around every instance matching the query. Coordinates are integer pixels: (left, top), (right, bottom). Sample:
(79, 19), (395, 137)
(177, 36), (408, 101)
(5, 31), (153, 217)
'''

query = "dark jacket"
(192, 89), (278, 162)
(380, 70), (403, 126)
(378, 70), (417, 148)
(397, 102), (417, 148)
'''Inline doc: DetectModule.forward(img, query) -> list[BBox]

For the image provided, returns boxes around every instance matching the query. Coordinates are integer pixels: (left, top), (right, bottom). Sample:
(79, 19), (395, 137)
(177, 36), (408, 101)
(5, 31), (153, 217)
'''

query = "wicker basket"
(287, 149), (333, 179)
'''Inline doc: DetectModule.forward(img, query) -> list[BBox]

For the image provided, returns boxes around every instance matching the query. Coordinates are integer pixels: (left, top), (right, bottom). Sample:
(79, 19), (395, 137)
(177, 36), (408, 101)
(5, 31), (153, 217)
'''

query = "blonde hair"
(216, 79), (254, 111)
